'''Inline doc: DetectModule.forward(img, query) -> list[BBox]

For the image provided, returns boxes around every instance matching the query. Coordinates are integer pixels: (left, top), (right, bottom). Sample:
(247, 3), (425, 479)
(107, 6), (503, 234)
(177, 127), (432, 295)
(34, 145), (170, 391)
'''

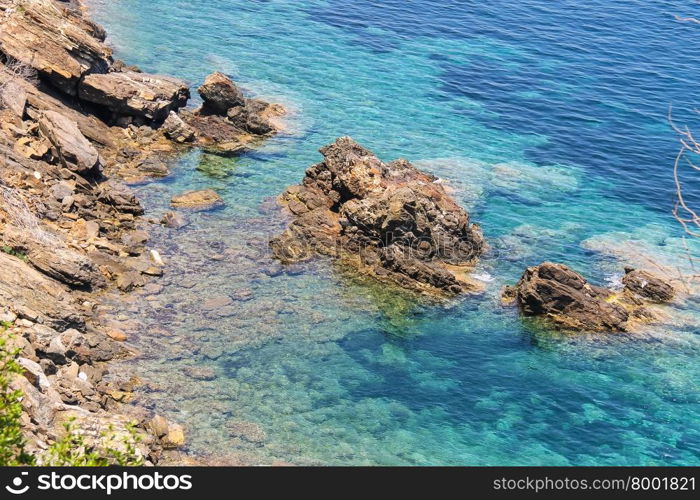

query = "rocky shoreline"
(0, 0), (282, 464)
(0, 0), (688, 469)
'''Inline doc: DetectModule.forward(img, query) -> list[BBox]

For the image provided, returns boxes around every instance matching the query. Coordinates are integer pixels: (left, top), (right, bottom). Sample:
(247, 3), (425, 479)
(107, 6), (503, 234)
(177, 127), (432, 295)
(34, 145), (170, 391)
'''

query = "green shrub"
(0, 323), (144, 466)
(0, 246), (28, 262)
(44, 419), (144, 467)
(0, 325), (34, 465)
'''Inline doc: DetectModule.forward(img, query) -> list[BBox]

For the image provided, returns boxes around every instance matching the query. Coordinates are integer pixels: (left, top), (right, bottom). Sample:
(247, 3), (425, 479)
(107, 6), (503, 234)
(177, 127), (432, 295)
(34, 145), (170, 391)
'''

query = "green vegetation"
(0, 246), (28, 262)
(44, 419), (144, 467)
(0, 326), (34, 466)
(0, 322), (144, 466)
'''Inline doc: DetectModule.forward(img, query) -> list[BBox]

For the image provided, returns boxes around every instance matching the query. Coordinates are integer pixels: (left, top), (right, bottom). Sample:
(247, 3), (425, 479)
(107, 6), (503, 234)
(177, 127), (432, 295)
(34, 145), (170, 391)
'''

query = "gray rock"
(162, 111), (195, 142)
(17, 357), (50, 391)
(79, 72), (190, 123)
(38, 110), (101, 176)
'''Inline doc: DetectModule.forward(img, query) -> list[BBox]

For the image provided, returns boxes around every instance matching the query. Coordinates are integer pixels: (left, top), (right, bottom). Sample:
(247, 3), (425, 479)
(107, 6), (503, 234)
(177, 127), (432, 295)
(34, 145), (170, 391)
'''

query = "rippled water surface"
(86, 0), (700, 464)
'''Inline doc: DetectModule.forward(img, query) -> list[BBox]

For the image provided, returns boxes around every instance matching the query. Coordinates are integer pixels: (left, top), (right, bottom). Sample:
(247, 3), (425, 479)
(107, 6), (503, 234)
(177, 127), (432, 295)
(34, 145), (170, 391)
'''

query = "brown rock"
(107, 329), (127, 342)
(79, 72), (190, 123)
(2, 224), (105, 290)
(162, 111), (195, 142)
(1, 80), (27, 118)
(226, 99), (275, 135)
(38, 110), (101, 176)
(270, 137), (485, 296)
(184, 112), (247, 154)
(512, 262), (629, 332)
(161, 423), (185, 449)
(622, 268), (675, 303)
(0, 252), (84, 331)
(170, 189), (223, 209)
(198, 72), (244, 115)
(0, 0), (112, 95)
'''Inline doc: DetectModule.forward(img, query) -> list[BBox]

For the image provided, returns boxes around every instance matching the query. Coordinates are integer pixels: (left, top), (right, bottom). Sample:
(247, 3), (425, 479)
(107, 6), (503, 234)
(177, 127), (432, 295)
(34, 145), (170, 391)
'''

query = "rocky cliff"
(0, 0), (281, 464)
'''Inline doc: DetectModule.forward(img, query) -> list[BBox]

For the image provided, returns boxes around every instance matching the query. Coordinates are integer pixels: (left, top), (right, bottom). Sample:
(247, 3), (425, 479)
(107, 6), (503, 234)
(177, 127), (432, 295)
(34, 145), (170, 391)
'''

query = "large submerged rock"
(270, 137), (486, 296)
(503, 262), (676, 332)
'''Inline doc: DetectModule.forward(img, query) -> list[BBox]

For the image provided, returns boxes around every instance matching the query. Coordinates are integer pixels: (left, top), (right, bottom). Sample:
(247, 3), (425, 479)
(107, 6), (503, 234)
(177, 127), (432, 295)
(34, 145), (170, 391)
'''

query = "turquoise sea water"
(87, 0), (700, 464)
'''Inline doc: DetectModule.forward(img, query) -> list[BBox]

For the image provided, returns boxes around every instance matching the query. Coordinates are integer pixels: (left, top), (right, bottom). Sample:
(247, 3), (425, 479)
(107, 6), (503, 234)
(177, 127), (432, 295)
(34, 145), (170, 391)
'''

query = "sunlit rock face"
(271, 137), (486, 296)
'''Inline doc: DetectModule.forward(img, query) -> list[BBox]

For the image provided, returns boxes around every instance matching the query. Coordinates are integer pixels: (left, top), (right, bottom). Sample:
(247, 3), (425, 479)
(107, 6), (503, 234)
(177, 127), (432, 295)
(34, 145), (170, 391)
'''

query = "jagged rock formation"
(270, 137), (485, 296)
(0, 0), (111, 95)
(503, 262), (676, 332)
(185, 72), (284, 154)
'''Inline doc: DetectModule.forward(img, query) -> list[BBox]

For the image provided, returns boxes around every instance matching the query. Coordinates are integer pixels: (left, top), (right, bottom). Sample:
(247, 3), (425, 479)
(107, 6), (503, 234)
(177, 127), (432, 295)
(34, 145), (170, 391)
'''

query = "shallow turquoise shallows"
(87, 0), (700, 465)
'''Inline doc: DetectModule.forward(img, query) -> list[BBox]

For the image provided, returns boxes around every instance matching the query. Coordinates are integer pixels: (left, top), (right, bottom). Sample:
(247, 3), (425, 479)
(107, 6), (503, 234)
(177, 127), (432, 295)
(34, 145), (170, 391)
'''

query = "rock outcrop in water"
(183, 72), (284, 154)
(502, 262), (676, 332)
(270, 137), (486, 296)
(0, 0), (283, 464)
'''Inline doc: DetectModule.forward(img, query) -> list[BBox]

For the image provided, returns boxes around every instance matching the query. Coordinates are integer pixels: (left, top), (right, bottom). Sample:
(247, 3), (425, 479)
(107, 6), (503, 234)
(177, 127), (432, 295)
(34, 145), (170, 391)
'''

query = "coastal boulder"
(270, 137), (485, 296)
(38, 110), (101, 176)
(226, 99), (277, 135)
(198, 72), (245, 115)
(509, 262), (629, 332)
(79, 72), (190, 123)
(505, 262), (677, 333)
(0, 0), (112, 96)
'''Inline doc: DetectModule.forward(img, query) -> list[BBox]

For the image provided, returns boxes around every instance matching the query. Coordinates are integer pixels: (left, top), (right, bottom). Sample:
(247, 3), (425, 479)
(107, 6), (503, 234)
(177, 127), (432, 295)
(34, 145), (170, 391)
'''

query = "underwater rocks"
(270, 137), (486, 296)
(170, 189), (224, 209)
(503, 262), (676, 332)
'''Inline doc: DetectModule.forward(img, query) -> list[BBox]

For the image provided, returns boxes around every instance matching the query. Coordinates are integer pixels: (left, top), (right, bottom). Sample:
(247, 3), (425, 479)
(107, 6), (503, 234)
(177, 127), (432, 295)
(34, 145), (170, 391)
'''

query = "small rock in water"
(160, 211), (188, 229)
(170, 189), (224, 209)
(107, 329), (128, 342)
(183, 366), (218, 381)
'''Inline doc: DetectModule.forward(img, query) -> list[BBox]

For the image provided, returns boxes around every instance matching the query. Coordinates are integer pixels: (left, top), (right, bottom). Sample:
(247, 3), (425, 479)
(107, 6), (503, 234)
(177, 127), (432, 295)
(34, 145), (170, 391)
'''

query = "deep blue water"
(88, 0), (700, 464)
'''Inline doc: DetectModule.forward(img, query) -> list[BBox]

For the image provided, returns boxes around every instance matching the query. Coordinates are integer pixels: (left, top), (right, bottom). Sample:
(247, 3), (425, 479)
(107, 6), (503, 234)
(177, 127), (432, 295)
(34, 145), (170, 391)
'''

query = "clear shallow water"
(86, 0), (700, 464)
